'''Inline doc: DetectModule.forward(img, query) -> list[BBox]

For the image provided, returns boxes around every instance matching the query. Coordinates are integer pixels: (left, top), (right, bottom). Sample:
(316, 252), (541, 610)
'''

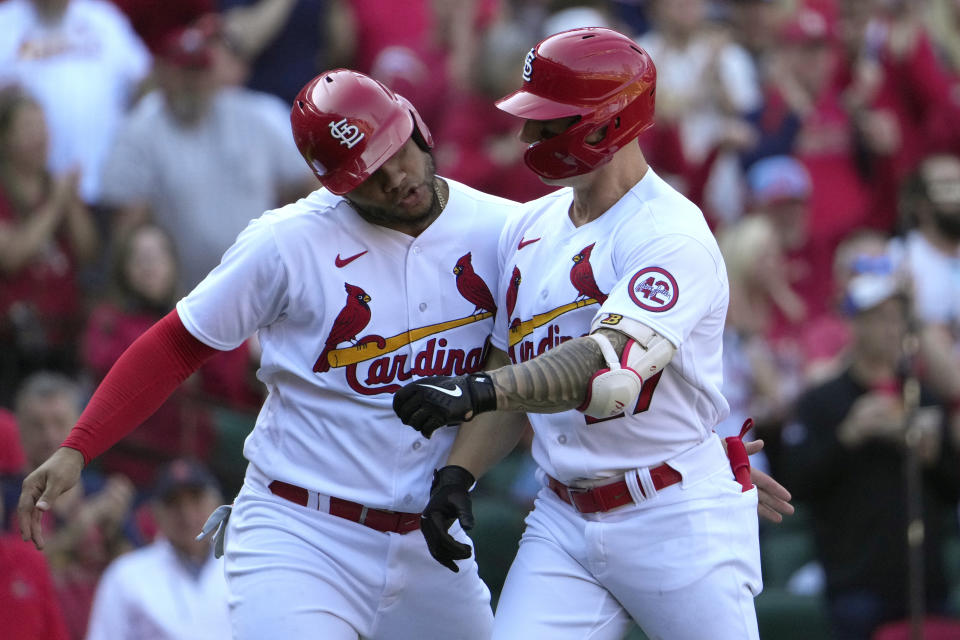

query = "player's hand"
(421, 465), (476, 572)
(18, 447), (85, 549)
(393, 374), (497, 438)
(744, 439), (794, 523)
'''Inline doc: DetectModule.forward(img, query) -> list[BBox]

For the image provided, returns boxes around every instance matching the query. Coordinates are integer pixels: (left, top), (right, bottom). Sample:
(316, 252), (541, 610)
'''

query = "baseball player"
(18, 69), (513, 640)
(393, 28), (764, 639)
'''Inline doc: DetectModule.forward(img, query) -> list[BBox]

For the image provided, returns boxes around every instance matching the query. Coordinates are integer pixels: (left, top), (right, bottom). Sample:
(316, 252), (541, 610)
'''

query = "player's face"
(17, 393), (78, 468)
(345, 137), (440, 231)
(123, 225), (178, 306)
(853, 296), (907, 364)
(155, 486), (221, 558)
(3, 101), (48, 171)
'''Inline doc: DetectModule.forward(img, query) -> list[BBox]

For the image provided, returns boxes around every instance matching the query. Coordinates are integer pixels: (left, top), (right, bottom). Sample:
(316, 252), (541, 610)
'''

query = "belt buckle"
(565, 485), (594, 513)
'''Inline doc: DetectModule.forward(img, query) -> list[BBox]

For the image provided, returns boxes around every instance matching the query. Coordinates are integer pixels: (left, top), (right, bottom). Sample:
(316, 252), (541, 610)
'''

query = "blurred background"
(2, 1), (960, 638)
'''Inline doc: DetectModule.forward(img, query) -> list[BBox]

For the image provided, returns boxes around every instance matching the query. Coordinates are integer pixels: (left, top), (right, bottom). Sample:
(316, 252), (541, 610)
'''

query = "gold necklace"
(434, 179), (447, 211)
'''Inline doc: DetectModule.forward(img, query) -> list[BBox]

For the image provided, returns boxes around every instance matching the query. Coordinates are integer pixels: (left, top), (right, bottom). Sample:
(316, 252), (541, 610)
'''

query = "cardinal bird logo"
(313, 283), (373, 372)
(505, 266), (522, 321)
(570, 243), (607, 304)
(454, 253), (497, 316)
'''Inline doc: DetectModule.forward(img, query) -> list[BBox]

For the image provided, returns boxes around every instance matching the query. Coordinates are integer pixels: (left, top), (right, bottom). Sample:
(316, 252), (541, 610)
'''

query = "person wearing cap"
(85, 458), (231, 640)
(778, 263), (960, 640)
(896, 153), (960, 419)
(98, 23), (315, 291)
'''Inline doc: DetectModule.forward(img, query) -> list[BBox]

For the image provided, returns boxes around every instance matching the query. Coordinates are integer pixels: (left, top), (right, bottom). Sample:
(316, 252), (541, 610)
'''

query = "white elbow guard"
(577, 324), (676, 420)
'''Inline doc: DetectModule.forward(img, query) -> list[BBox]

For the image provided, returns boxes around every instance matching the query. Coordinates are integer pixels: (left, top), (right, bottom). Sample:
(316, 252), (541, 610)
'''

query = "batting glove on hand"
(196, 504), (232, 559)
(421, 465), (476, 573)
(392, 374), (497, 438)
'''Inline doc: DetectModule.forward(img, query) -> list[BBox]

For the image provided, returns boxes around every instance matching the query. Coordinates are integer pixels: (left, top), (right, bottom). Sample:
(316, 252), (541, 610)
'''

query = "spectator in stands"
(99, 24), (314, 290)
(745, 6), (874, 260)
(778, 264), (960, 640)
(0, 0), (151, 204)
(432, 19), (556, 202)
(837, 0), (956, 231)
(15, 371), (135, 640)
(717, 214), (804, 470)
(638, 0), (761, 221)
(0, 471), (70, 640)
(800, 228), (893, 383)
(327, 0), (499, 129)
(0, 85), (99, 406)
(895, 153), (960, 412)
(218, 0), (329, 104)
(85, 458), (231, 640)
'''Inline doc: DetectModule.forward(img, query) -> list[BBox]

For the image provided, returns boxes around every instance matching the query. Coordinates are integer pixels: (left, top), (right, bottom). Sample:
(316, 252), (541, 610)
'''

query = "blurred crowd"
(2, 0), (960, 639)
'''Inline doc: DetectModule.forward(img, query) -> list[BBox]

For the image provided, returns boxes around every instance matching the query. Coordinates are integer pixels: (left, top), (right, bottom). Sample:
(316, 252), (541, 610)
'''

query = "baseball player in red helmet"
(394, 27), (770, 639)
(17, 69), (516, 640)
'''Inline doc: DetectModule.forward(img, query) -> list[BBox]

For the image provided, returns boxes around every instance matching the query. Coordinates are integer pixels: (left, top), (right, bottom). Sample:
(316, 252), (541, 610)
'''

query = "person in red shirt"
(0, 85), (99, 405)
(0, 475), (70, 640)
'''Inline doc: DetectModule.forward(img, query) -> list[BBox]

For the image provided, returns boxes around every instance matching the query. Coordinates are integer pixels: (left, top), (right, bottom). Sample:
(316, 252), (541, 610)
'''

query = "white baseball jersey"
(491, 168), (730, 481)
(176, 179), (515, 510)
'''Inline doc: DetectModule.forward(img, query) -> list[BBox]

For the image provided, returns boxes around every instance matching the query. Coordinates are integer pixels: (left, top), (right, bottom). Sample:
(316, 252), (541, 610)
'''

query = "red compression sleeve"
(62, 310), (220, 464)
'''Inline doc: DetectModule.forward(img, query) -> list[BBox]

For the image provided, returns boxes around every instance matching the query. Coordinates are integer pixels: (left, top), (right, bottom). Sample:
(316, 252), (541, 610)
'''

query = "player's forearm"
(445, 411), (530, 480)
(488, 330), (629, 413)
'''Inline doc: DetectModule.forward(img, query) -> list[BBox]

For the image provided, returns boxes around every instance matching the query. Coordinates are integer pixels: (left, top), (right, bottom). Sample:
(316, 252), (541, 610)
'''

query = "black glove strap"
(466, 373), (497, 415)
(431, 465), (475, 494)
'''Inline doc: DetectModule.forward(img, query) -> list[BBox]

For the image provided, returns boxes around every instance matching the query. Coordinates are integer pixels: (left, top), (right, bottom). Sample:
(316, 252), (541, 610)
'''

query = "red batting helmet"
(495, 27), (656, 180)
(291, 69), (434, 195)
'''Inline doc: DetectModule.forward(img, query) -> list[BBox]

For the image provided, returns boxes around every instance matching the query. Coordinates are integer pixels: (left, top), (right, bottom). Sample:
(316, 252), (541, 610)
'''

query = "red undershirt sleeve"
(61, 309), (221, 465)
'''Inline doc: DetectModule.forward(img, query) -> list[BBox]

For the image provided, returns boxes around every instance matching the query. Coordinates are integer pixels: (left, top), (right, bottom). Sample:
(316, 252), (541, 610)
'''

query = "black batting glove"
(421, 465), (476, 573)
(393, 374), (497, 438)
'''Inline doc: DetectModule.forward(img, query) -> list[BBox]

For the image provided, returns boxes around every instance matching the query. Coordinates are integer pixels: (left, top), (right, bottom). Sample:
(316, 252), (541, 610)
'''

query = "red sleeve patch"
(628, 267), (678, 312)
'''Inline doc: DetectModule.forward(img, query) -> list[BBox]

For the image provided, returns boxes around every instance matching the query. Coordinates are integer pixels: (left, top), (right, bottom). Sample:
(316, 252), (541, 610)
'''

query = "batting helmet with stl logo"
(496, 27), (656, 180)
(290, 69), (434, 195)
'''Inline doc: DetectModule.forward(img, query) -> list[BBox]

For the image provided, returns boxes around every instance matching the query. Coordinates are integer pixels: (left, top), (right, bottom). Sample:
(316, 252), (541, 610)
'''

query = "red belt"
(268, 480), (421, 534)
(547, 463), (682, 514)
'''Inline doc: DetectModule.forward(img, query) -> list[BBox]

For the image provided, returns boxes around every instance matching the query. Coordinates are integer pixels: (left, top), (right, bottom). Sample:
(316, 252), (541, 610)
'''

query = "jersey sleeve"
(595, 231), (726, 348)
(177, 215), (290, 350)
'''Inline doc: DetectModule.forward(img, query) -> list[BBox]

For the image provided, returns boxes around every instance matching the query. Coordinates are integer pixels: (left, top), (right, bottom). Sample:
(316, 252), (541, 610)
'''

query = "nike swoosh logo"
(518, 237), (540, 250)
(335, 250), (368, 268)
(417, 383), (463, 397)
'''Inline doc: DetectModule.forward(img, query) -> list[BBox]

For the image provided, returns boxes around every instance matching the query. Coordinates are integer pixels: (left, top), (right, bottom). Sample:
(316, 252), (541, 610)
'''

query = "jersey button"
(557, 435), (567, 444)
(412, 441), (422, 450)
(419, 302), (427, 312)
(413, 246), (422, 255)
(541, 289), (549, 299)
(403, 494), (413, 504)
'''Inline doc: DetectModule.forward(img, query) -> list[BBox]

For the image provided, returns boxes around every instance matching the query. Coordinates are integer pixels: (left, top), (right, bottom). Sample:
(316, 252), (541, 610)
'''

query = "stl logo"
(628, 267), (678, 312)
(329, 118), (365, 148)
(522, 48), (536, 82)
